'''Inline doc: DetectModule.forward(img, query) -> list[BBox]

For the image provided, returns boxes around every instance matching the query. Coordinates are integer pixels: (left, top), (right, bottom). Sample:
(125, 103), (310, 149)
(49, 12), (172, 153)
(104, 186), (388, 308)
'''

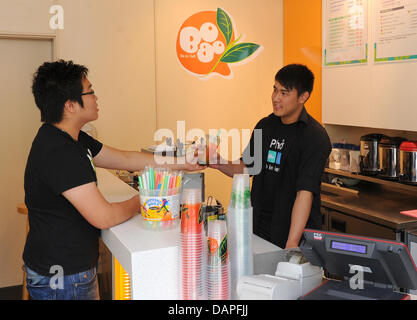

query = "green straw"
(163, 173), (169, 196)
(149, 167), (155, 189)
(138, 176), (144, 189)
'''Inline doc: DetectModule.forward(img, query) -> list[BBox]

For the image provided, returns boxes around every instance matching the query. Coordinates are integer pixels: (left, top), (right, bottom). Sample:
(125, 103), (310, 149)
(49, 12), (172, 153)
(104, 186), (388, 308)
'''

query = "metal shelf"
(324, 168), (417, 196)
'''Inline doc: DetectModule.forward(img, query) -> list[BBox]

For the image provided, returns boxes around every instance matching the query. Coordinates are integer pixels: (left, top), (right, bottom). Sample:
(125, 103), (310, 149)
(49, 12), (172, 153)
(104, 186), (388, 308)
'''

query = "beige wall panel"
(0, 38), (52, 287)
(57, 0), (157, 151)
(0, 0), (55, 34)
(155, 0), (283, 206)
(0, 0), (283, 289)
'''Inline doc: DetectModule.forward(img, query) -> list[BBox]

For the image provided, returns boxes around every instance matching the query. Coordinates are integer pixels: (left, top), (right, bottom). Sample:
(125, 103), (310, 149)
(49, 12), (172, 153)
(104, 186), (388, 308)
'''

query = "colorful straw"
(140, 167), (184, 196)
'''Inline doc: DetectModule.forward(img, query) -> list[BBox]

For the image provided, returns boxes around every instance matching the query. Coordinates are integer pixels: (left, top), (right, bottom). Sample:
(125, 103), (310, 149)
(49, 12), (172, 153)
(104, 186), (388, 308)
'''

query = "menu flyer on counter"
(374, 0), (417, 62)
(324, 0), (368, 66)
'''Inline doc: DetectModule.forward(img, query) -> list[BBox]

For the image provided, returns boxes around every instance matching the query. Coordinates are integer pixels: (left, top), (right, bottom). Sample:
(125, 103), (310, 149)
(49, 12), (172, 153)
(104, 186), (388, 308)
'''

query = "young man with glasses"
(23, 60), (203, 300)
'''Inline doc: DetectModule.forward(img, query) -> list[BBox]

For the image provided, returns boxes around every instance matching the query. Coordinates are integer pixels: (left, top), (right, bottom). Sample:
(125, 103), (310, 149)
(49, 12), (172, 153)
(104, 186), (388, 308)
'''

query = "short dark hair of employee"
(32, 60), (89, 124)
(275, 64), (314, 97)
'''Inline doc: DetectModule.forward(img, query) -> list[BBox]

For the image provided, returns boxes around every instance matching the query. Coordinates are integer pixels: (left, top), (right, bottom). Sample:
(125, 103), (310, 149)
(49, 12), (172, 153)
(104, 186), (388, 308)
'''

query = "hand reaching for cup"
(194, 138), (224, 167)
(207, 150), (228, 169)
(178, 146), (207, 171)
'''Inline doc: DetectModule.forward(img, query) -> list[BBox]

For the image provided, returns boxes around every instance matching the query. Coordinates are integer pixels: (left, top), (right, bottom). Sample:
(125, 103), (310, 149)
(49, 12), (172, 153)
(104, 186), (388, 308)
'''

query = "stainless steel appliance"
(378, 137), (406, 179)
(360, 134), (386, 175)
(400, 141), (417, 184)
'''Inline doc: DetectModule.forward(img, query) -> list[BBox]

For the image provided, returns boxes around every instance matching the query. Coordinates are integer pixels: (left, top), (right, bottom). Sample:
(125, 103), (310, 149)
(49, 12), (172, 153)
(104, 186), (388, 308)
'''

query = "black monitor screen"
(301, 229), (417, 290)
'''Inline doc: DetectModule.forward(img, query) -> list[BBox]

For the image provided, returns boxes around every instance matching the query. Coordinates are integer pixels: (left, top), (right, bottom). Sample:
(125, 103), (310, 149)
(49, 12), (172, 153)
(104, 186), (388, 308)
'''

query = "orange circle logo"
(176, 8), (262, 79)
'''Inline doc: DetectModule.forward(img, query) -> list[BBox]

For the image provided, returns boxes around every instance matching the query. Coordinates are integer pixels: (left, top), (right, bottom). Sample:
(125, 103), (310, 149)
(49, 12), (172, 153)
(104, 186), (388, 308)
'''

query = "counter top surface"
(96, 168), (138, 202)
(96, 168), (282, 273)
(97, 166), (417, 236)
(96, 168), (417, 299)
(321, 183), (417, 230)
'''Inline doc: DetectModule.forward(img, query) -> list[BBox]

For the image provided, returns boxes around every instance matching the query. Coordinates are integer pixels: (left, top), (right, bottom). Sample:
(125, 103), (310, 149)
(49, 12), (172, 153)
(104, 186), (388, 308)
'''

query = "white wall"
(325, 124), (417, 146)
(322, 0), (417, 132)
(57, 0), (157, 151)
(0, 0), (55, 35)
(0, 0), (56, 288)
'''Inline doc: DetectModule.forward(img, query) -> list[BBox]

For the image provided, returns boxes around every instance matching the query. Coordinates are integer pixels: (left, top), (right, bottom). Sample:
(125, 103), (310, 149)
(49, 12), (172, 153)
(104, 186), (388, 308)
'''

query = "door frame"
(0, 33), (57, 61)
(0, 33), (56, 288)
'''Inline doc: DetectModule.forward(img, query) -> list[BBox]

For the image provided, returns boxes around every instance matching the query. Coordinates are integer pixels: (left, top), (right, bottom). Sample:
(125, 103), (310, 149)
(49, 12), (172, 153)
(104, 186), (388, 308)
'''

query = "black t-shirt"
(23, 123), (103, 276)
(242, 108), (331, 248)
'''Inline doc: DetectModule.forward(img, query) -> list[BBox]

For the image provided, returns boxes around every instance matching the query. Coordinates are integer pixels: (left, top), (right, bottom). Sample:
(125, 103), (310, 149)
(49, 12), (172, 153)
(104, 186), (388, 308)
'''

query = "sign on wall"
(176, 7), (263, 80)
(374, 0), (417, 62)
(324, 0), (368, 66)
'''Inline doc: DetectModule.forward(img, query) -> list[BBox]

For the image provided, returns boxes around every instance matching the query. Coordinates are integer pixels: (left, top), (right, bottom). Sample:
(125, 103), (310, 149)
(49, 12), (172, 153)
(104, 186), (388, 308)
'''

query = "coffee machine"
(360, 134), (386, 175)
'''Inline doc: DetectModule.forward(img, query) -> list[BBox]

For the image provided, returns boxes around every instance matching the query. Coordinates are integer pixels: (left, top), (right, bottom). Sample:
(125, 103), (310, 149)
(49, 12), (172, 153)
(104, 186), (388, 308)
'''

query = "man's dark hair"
(32, 60), (89, 124)
(275, 64), (314, 97)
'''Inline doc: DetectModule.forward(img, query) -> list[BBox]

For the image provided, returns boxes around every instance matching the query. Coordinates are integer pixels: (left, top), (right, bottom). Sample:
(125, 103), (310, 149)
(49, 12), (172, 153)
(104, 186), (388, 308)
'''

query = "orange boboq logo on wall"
(176, 8), (263, 79)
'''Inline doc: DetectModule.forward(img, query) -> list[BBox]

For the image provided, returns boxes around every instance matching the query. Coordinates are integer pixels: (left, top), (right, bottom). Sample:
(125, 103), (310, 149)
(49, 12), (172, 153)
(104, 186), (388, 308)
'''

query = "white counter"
(96, 169), (417, 300)
(97, 168), (283, 300)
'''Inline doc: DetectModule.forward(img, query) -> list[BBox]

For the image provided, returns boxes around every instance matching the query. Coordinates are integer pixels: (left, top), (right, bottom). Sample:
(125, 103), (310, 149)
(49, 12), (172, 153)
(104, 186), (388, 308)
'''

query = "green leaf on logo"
(217, 8), (233, 45)
(219, 235), (228, 263)
(198, 204), (204, 224)
(220, 43), (260, 63)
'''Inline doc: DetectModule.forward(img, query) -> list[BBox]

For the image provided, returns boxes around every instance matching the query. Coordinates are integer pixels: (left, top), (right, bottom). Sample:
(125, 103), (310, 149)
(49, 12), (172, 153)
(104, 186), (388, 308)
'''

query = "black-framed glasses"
(81, 90), (95, 96)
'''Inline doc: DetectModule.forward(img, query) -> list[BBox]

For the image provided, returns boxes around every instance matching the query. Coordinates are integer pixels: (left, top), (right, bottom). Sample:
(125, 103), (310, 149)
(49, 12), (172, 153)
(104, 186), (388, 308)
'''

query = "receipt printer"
(299, 229), (417, 300)
(236, 249), (323, 300)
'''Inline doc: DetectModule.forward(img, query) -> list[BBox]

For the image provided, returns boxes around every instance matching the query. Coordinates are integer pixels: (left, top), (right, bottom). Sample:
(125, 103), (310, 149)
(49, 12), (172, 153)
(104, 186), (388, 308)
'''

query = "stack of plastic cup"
(207, 220), (230, 300)
(229, 173), (252, 209)
(179, 188), (207, 300)
(227, 174), (254, 300)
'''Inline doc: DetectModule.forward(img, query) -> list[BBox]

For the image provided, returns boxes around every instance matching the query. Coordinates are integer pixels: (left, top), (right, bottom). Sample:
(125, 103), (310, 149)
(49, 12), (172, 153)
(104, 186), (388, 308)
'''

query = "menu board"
(324, 0), (368, 66)
(374, 0), (417, 62)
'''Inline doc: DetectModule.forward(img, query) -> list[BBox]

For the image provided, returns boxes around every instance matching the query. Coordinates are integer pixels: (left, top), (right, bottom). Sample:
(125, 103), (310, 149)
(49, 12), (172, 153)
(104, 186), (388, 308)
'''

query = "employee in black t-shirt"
(23, 60), (203, 300)
(210, 64), (331, 250)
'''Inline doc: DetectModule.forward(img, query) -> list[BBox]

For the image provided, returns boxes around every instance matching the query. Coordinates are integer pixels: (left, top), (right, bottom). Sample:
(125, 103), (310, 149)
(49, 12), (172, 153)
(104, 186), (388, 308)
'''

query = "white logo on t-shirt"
(86, 149), (96, 173)
(270, 139), (285, 150)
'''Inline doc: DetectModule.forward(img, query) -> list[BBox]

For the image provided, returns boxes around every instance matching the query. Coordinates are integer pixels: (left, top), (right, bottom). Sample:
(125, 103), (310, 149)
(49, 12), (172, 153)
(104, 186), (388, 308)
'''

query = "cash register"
(299, 229), (417, 300)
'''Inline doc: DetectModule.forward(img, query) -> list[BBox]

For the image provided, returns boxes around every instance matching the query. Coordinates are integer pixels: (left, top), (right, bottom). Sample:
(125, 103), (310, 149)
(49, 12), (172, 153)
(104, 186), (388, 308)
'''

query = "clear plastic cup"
(227, 206), (253, 300)
(207, 263), (230, 300)
(197, 134), (220, 165)
(206, 220), (230, 300)
(230, 174), (251, 209)
(231, 174), (250, 191)
(179, 217), (207, 300)
(182, 188), (202, 204)
(181, 189), (203, 234)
